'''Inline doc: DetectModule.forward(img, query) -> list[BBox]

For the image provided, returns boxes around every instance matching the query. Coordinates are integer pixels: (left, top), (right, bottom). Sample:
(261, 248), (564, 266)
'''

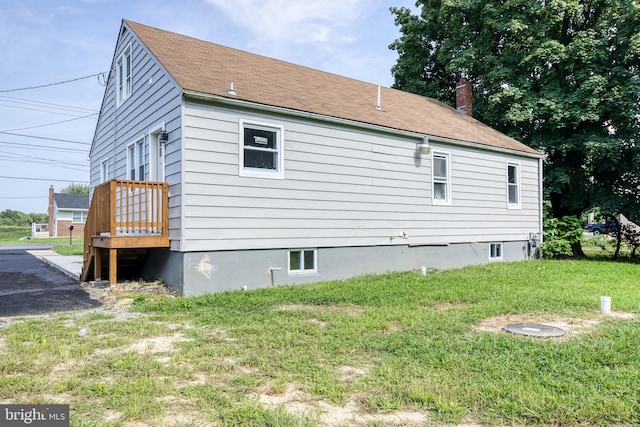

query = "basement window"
(489, 243), (503, 261)
(239, 120), (284, 179)
(289, 249), (316, 274)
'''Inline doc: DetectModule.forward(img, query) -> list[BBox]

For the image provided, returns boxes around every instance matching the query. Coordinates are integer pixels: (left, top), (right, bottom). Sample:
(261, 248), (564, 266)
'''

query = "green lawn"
(1, 260), (639, 426)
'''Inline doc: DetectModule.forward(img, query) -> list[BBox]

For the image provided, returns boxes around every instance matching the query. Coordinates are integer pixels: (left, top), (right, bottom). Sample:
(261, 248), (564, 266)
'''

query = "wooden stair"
(81, 180), (170, 284)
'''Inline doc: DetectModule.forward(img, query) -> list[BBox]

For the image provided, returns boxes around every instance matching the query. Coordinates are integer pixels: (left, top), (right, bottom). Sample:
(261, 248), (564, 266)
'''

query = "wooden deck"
(81, 180), (170, 284)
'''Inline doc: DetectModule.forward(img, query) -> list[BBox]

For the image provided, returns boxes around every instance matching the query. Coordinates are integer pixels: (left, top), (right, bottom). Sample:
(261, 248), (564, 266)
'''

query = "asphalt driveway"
(0, 248), (100, 317)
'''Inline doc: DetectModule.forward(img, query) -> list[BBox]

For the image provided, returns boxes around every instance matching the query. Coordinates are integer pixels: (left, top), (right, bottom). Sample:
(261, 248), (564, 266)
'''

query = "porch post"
(109, 248), (117, 285)
(94, 247), (101, 281)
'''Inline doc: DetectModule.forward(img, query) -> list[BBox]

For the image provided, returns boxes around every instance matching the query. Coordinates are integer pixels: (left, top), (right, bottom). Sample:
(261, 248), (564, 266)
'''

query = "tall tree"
(390, 0), (640, 221)
(60, 183), (90, 194)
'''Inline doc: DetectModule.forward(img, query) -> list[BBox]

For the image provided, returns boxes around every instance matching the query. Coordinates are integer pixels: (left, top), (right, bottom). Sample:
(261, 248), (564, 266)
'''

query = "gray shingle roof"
(54, 193), (89, 210)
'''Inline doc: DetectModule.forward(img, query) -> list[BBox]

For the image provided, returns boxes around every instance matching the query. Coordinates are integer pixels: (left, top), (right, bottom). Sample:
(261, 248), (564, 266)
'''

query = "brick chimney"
(456, 77), (473, 117)
(48, 185), (54, 237)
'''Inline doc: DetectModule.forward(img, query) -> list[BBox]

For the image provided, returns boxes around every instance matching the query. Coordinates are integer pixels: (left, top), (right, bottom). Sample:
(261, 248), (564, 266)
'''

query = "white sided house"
(84, 20), (544, 295)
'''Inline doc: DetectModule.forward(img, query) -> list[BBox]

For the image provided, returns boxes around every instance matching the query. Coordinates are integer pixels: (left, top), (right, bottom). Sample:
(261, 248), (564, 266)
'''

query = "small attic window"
(116, 44), (132, 106)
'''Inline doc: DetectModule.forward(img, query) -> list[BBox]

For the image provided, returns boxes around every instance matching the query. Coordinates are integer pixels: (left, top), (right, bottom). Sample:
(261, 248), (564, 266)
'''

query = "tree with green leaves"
(390, 0), (640, 223)
(60, 183), (89, 194)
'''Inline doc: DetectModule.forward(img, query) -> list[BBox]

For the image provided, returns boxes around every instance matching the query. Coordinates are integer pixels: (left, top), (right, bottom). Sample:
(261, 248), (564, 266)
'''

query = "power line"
(0, 176), (88, 183)
(0, 95), (97, 114)
(0, 152), (87, 168)
(0, 73), (107, 93)
(0, 113), (98, 132)
(0, 131), (91, 146)
(0, 103), (96, 118)
(0, 196), (48, 199)
(0, 141), (85, 153)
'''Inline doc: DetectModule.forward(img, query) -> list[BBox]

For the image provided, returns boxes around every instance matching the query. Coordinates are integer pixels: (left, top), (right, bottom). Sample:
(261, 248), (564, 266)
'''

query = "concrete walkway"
(28, 249), (83, 281)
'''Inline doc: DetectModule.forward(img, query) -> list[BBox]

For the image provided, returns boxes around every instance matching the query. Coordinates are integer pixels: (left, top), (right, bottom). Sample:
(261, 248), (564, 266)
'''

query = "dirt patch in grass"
(336, 365), (369, 380)
(258, 385), (429, 426)
(474, 311), (637, 339)
(124, 333), (189, 355)
(81, 279), (178, 305)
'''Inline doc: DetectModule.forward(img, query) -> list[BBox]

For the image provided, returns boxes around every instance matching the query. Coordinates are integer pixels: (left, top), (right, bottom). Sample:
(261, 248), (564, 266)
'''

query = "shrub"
(542, 216), (584, 258)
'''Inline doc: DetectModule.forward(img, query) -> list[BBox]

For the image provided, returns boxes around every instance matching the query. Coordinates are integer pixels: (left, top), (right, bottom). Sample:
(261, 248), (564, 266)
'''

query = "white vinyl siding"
(507, 162), (521, 209)
(432, 151), (451, 205)
(180, 101), (541, 252)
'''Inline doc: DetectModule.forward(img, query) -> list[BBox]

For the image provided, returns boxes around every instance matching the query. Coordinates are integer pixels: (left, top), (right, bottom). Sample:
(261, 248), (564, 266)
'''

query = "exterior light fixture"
(417, 136), (431, 155)
(159, 131), (169, 144)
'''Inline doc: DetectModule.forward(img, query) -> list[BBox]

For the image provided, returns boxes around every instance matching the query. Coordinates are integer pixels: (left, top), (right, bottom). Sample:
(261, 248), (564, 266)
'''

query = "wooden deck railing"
(82, 179), (169, 282)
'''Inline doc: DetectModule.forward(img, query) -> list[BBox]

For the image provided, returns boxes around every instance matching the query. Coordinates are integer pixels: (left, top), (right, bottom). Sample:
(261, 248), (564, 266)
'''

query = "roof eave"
(183, 90), (544, 159)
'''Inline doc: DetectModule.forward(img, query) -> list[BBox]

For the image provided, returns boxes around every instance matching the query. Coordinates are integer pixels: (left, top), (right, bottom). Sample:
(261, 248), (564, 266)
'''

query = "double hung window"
(116, 45), (132, 105)
(432, 152), (451, 204)
(127, 138), (145, 180)
(507, 162), (521, 208)
(239, 121), (284, 179)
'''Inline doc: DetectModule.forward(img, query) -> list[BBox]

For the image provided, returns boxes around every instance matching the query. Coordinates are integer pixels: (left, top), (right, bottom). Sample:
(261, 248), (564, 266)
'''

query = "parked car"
(585, 222), (618, 236)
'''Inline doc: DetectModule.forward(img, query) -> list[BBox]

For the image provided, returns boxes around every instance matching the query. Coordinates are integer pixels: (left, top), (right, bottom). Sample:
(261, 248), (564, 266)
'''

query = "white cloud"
(203, 0), (370, 47)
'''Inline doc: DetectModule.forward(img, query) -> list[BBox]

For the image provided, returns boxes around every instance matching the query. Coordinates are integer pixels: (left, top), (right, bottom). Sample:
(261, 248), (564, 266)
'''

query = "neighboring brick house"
(47, 186), (89, 238)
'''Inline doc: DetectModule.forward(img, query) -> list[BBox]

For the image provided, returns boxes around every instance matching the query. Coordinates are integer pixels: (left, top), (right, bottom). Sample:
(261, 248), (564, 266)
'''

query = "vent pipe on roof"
(376, 85), (382, 111)
(228, 81), (237, 96)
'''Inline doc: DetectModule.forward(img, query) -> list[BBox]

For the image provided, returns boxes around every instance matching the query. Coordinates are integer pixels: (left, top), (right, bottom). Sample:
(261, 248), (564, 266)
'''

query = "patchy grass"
(1, 260), (640, 426)
(0, 235), (84, 246)
(51, 243), (84, 256)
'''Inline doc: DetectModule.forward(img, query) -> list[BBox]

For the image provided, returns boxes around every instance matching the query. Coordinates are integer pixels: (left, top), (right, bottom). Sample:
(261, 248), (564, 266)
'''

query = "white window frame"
(288, 248), (317, 275)
(72, 211), (88, 223)
(489, 243), (503, 261)
(100, 158), (109, 183)
(127, 137), (145, 180)
(116, 44), (133, 106)
(239, 120), (285, 179)
(432, 151), (452, 205)
(148, 123), (166, 182)
(507, 162), (521, 209)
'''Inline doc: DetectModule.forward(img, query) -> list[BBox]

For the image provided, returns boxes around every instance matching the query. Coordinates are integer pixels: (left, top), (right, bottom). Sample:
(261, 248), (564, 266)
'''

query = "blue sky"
(0, 0), (414, 214)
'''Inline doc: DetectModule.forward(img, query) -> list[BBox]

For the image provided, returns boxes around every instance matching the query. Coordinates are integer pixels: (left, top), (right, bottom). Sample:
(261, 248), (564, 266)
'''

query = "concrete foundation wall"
(143, 240), (532, 296)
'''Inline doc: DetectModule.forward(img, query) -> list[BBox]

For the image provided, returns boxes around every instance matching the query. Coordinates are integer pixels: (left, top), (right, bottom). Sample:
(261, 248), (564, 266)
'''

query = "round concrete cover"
(503, 323), (566, 338)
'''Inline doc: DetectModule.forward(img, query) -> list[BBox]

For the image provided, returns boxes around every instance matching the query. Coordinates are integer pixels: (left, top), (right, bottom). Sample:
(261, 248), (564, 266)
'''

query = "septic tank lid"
(503, 323), (566, 338)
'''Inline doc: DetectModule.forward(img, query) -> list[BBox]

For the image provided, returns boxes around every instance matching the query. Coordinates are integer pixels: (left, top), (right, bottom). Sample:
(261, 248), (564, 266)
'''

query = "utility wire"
(0, 95), (96, 114)
(0, 196), (48, 199)
(0, 131), (91, 146)
(0, 141), (85, 153)
(0, 103), (96, 118)
(0, 73), (106, 93)
(0, 176), (88, 183)
(0, 113), (98, 132)
(0, 152), (87, 167)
